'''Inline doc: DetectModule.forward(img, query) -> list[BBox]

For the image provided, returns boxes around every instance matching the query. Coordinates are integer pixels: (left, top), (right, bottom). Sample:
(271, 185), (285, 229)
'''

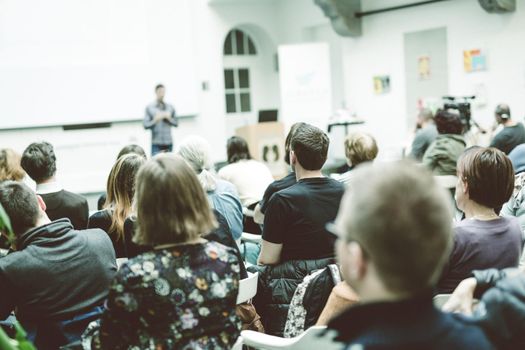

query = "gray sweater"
(0, 219), (116, 322)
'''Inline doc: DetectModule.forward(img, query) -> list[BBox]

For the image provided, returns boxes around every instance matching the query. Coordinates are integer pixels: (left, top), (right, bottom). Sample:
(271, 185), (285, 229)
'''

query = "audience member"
(422, 109), (466, 176)
(326, 161), (493, 349)
(437, 147), (522, 293)
(490, 103), (525, 155)
(334, 131), (378, 185)
(88, 153), (147, 258)
(443, 267), (525, 348)
(259, 123), (345, 265)
(253, 122), (305, 225)
(177, 135), (243, 241)
(508, 143), (525, 175)
(93, 154), (241, 349)
(97, 144), (147, 210)
(0, 181), (116, 349)
(218, 136), (274, 209)
(501, 172), (525, 267)
(177, 135), (250, 271)
(0, 148), (25, 182)
(410, 108), (437, 160)
(20, 141), (89, 229)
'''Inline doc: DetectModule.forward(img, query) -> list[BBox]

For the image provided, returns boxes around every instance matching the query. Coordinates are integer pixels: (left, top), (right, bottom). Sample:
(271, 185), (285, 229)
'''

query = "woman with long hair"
(88, 153), (146, 258)
(94, 154), (241, 349)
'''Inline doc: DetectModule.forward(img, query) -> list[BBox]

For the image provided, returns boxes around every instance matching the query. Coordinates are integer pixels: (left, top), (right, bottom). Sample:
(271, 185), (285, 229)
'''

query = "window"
(223, 29), (257, 56)
(224, 68), (251, 113)
(223, 29), (255, 114)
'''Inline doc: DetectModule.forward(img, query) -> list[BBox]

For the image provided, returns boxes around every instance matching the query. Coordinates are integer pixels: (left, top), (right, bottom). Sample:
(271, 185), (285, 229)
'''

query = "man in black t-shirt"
(258, 124), (345, 265)
(490, 104), (525, 154)
(253, 122), (305, 225)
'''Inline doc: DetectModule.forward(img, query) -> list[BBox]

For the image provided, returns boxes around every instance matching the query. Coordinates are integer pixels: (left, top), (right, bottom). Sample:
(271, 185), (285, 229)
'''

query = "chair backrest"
(237, 272), (258, 304)
(434, 175), (458, 189)
(433, 294), (451, 309)
(241, 326), (342, 350)
(241, 232), (262, 244)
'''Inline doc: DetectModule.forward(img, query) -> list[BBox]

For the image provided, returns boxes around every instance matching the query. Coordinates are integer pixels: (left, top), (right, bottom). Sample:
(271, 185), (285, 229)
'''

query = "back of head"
(434, 109), (463, 135)
(0, 148), (26, 182)
(344, 132), (379, 167)
(336, 161), (452, 295)
(20, 141), (57, 183)
(177, 135), (217, 192)
(495, 103), (511, 121)
(117, 144), (147, 160)
(284, 122), (307, 165)
(227, 136), (252, 164)
(457, 147), (514, 209)
(135, 154), (217, 246)
(291, 123), (329, 170)
(0, 181), (40, 236)
(105, 153), (147, 239)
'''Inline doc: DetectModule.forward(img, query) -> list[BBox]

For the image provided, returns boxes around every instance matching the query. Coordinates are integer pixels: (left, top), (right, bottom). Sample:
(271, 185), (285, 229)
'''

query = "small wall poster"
(418, 55), (431, 80)
(464, 49), (487, 72)
(373, 75), (391, 94)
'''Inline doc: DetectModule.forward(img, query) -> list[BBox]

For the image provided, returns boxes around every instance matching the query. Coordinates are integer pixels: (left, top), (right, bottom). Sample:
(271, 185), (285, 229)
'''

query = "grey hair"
(176, 135), (217, 192)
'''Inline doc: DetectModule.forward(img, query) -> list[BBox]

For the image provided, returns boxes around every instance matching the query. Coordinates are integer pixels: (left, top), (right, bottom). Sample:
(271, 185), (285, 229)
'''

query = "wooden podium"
(235, 122), (286, 178)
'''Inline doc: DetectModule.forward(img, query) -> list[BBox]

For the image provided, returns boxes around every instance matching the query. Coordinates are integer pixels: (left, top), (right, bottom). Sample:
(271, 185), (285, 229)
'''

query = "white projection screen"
(0, 0), (199, 129)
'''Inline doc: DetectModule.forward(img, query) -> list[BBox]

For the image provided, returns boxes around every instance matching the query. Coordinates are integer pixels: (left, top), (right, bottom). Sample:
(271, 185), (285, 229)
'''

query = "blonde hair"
(0, 149), (26, 182)
(344, 132), (378, 166)
(134, 154), (217, 246)
(105, 153), (146, 241)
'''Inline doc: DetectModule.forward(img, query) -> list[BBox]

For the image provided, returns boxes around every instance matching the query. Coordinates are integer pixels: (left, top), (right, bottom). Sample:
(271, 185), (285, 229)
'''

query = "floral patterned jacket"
(96, 241), (241, 349)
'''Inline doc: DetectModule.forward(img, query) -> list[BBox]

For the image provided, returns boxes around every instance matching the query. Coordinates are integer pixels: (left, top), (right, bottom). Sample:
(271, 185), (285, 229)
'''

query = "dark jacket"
(88, 210), (149, 259)
(0, 219), (116, 348)
(422, 134), (466, 176)
(41, 190), (89, 230)
(251, 257), (336, 336)
(328, 290), (494, 349)
(0, 219), (116, 321)
(472, 268), (525, 349)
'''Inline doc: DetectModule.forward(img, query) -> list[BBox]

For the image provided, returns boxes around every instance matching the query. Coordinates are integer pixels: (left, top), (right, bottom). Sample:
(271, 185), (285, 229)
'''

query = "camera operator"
(410, 108), (437, 161)
(490, 104), (525, 155)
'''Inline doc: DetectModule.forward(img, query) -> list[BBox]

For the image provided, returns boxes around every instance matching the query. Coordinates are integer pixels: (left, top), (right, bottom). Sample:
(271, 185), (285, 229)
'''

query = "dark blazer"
(0, 219), (116, 349)
(40, 190), (89, 230)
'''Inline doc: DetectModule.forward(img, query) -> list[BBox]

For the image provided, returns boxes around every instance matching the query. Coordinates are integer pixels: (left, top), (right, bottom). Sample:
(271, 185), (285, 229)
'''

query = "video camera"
(443, 96), (476, 133)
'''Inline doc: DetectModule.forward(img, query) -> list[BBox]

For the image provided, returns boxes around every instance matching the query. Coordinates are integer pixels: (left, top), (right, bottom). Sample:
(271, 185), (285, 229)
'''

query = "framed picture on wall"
(418, 55), (431, 80)
(464, 49), (487, 72)
(373, 75), (391, 94)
